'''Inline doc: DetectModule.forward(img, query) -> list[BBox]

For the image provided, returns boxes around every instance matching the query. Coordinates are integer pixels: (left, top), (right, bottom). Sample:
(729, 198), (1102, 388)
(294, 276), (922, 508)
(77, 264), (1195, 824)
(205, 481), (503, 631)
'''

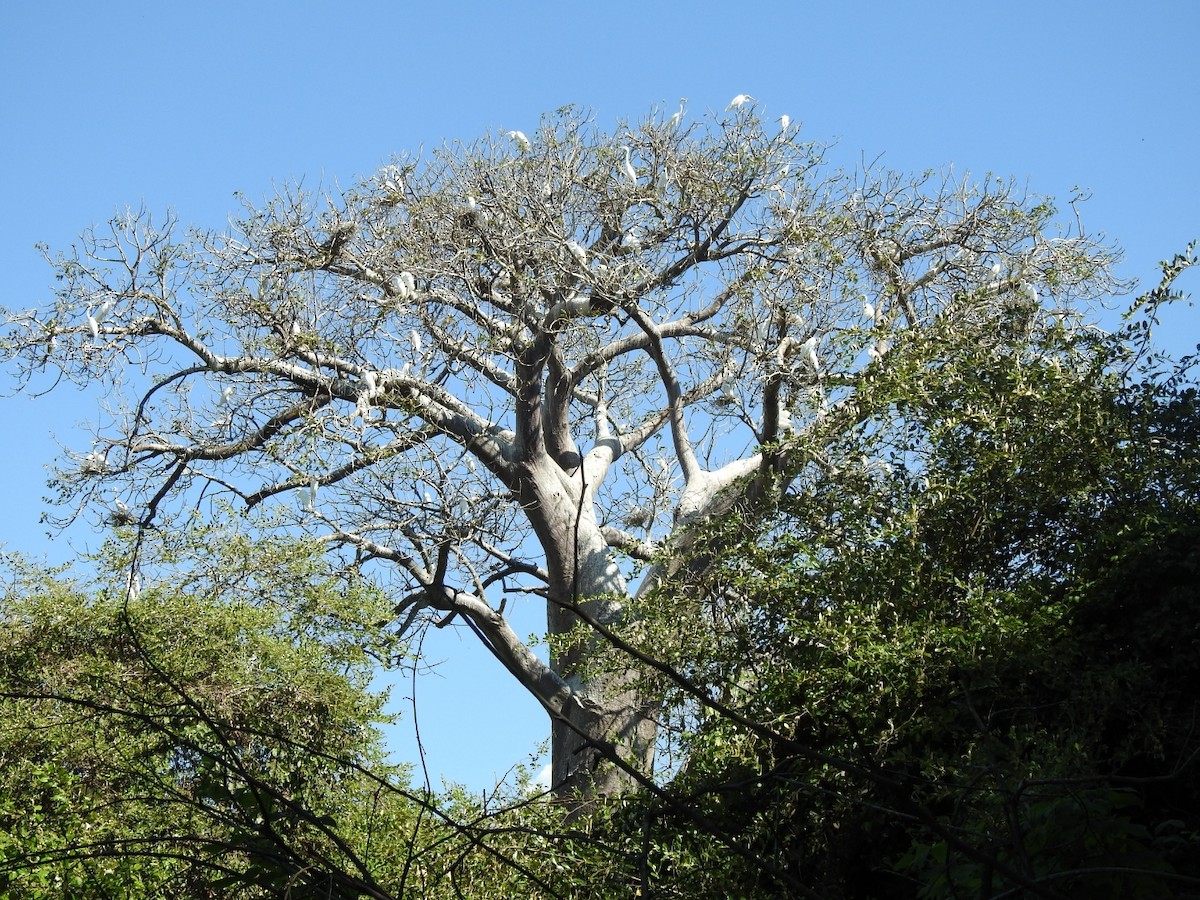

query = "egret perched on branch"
(85, 309), (100, 339)
(299, 477), (319, 512)
(619, 146), (638, 187)
(565, 240), (587, 267)
(505, 130), (531, 153)
(216, 385), (235, 405)
(463, 195), (487, 228)
(778, 114), (791, 134)
(727, 93), (754, 110)
(667, 98), (686, 129)
(800, 336), (821, 373)
(356, 370), (379, 421)
(409, 329), (423, 356)
(92, 299), (115, 322)
(398, 271), (416, 298)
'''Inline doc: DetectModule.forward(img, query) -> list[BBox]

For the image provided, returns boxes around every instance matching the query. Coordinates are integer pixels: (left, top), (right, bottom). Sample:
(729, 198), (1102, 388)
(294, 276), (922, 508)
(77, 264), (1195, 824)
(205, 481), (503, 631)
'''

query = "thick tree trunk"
(520, 456), (657, 796)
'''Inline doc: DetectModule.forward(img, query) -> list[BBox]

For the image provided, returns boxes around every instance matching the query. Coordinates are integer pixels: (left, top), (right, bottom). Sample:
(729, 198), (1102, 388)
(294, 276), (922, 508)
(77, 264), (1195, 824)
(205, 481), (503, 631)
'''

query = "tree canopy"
(0, 103), (1128, 798)
(5, 102), (1198, 897)
(0, 529), (419, 897)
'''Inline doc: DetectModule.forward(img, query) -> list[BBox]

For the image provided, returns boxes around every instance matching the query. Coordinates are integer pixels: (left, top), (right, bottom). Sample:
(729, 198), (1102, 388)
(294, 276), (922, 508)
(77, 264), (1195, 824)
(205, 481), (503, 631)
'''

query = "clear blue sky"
(2, 1), (1197, 789)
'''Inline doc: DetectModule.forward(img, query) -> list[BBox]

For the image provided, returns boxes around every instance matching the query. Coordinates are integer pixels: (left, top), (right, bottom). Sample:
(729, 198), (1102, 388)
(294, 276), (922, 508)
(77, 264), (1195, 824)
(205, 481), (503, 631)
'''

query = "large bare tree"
(2, 103), (1120, 797)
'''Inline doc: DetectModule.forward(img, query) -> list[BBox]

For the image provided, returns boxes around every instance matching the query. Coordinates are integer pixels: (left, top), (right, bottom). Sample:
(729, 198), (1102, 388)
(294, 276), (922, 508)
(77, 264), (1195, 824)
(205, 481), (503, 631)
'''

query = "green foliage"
(0, 530), (418, 898)
(581, 280), (1200, 896)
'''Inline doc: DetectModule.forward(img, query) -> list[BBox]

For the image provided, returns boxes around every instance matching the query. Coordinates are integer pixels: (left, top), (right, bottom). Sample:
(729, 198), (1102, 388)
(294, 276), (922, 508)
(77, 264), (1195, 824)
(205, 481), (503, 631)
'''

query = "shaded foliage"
(566, 269), (1200, 897)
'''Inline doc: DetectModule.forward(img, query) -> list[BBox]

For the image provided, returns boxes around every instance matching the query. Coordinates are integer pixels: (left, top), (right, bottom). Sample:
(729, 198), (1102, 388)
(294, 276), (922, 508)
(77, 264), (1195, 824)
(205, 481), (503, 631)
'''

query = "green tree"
(0, 103), (1124, 800)
(0, 529), (425, 897)
(576, 253), (1200, 897)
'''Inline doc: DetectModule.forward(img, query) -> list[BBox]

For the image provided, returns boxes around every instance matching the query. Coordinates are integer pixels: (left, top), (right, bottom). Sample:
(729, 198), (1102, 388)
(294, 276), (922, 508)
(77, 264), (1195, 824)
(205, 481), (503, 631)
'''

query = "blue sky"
(2, 1), (1197, 789)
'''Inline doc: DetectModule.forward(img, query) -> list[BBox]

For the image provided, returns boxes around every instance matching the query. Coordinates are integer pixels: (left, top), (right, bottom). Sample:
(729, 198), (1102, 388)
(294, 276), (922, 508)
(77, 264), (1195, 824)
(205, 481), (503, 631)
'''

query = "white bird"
(112, 497), (133, 522)
(92, 299), (115, 322)
(83, 450), (106, 473)
(667, 99), (686, 129)
(868, 338), (891, 362)
(505, 130), (531, 153)
(217, 385), (235, 405)
(86, 311), (100, 339)
(464, 195), (487, 226)
(800, 336), (820, 372)
(363, 370), (378, 394)
(126, 572), (141, 602)
(778, 114), (791, 134)
(299, 477), (319, 512)
(1020, 282), (1039, 305)
(863, 300), (876, 322)
(399, 271), (416, 297)
(409, 329), (423, 356)
(619, 146), (638, 187)
(727, 94), (754, 110)
(565, 240), (587, 267)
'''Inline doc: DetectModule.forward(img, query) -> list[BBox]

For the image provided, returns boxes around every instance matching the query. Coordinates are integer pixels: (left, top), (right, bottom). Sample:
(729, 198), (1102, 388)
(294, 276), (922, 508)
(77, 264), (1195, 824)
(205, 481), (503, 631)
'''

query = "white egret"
(409, 329), (423, 356)
(399, 271), (416, 296)
(505, 130), (531, 153)
(667, 98), (686, 129)
(464, 195), (487, 227)
(619, 146), (638, 187)
(92, 299), (115, 322)
(82, 450), (106, 473)
(778, 114), (790, 134)
(727, 94), (754, 110)
(1020, 282), (1039, 305)
(565, 240), (587, 267)
(112, 497), (135, 525)
(299, 477), (319, 512)
(863, 300), (876, 321)
(800, 336), (820, 372)
(86, 310), (100, 339)
(868, 338), (891, 362)
(217, 385), (235, 405)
